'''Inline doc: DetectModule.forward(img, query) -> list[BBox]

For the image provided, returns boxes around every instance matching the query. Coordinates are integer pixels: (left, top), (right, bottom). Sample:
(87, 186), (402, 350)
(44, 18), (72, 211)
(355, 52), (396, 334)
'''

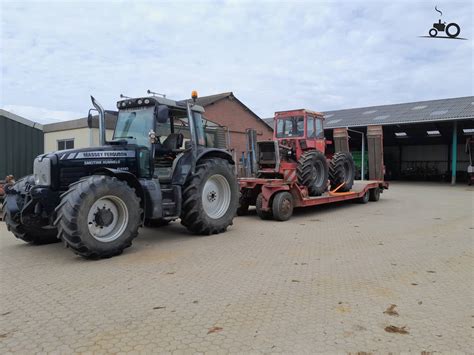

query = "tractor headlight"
(33, 157), (51, 186)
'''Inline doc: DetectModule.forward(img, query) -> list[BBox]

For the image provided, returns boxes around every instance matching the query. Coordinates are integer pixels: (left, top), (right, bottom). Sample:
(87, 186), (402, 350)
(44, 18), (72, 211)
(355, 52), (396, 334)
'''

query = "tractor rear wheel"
(256, 193), (273, 220)
(329, 152), (355, 192)
(181, 158), (238, 234)
(55, 175), (141, 259)
(296, 150), (328, 196)
(272, 191), (294, 221)
(4, 206), (58, 245)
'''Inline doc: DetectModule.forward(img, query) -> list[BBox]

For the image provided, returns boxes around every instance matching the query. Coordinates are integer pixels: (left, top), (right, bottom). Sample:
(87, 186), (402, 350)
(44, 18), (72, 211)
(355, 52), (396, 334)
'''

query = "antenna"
(120, 94), (131, 99)
(147, 89), (166, 98)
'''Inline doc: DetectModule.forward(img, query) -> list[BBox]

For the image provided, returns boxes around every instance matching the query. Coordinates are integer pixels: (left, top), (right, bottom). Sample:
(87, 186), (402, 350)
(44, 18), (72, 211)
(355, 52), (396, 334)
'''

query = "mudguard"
(171, 148), (234, 186)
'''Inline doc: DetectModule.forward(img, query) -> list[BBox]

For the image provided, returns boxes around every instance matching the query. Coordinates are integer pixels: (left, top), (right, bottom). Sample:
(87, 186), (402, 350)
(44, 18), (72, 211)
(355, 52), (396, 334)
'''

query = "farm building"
(263, 96), (474, 183)
(0, 109), (43, 179)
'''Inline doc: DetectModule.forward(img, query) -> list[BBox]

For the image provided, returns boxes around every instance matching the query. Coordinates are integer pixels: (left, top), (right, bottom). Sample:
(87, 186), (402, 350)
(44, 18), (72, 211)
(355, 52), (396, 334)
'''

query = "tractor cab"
(256, 109), (328, 179)
(274, 109), (326, 160)
(113, 94), (208, 182)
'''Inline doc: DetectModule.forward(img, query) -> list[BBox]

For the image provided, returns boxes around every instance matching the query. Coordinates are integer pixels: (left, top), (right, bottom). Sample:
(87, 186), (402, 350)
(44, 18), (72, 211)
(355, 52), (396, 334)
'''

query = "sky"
(1, 0), (473, 124)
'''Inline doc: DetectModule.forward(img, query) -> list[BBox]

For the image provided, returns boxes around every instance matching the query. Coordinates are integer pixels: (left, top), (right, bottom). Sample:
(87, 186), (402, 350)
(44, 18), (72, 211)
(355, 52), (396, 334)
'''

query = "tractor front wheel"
(55, 175), (142, 259)
(181, 158), (238, 234)
(4, 207), (58, 245)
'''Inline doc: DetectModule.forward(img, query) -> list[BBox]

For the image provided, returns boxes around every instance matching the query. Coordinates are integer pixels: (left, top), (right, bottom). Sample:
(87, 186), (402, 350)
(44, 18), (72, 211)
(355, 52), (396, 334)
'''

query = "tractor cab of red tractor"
(273, 109), (326, 160)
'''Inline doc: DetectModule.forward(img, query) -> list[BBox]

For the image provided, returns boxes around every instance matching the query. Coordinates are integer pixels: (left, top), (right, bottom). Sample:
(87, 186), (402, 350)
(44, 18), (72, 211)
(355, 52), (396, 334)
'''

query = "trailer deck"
(238, 177), (388, 220)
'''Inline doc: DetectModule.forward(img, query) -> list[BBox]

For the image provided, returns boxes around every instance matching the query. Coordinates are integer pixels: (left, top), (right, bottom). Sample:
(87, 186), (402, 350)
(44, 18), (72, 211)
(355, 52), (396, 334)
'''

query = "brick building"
(193, 92), (273, 159)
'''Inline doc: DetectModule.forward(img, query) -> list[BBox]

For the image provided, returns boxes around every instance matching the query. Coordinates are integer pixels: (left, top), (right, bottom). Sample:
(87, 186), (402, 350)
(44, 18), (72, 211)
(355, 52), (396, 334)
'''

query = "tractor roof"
(117, 96), (204, 113)
(274, 109), (324, 118)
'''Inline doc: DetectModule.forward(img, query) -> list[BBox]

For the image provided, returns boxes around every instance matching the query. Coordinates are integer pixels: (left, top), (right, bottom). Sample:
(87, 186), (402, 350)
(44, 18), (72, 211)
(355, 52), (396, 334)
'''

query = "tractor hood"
(33, 145), (141, 190)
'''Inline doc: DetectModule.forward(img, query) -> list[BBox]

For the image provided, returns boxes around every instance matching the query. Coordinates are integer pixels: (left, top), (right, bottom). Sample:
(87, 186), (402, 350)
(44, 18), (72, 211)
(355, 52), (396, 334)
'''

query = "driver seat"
(162, 133), (184, 151)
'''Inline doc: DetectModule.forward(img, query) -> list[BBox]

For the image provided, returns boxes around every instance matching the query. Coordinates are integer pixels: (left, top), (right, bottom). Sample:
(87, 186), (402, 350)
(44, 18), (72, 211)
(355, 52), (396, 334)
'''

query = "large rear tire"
(54, 175), (141, 259)
(181, 158), (238, 234)
(296, 150), (328, 196)
(329, 152), (355, 192)
(3, 206), (58, 245)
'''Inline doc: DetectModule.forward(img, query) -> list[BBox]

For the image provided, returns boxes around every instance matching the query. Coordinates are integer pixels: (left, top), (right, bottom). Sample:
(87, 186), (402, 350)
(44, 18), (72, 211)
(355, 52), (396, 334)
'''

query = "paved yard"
(0, 182), (473, 353)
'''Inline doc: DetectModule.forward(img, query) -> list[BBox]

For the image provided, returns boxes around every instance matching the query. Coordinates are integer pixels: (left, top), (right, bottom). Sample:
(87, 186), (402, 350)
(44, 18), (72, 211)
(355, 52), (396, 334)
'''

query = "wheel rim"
(87, 195), (129, 242)
(202, 174), (231, 219)
(281, 197), (292, 216)
(343, 160), (353, 184)
(312, 161), (324, 186)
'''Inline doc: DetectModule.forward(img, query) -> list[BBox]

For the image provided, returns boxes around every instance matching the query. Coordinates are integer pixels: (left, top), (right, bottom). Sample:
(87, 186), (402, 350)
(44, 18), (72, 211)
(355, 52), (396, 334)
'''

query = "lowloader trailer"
(238, 178), (388, 221)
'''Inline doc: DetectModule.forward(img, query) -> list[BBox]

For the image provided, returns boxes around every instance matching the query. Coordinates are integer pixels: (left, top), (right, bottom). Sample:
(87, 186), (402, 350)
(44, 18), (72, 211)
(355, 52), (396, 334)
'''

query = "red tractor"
(238, 109), (376, 221)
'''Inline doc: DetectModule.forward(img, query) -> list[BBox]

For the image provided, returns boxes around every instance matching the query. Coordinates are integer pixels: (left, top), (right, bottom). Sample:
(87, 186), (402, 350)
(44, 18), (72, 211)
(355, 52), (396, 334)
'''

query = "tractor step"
(161, 186), (182, 217)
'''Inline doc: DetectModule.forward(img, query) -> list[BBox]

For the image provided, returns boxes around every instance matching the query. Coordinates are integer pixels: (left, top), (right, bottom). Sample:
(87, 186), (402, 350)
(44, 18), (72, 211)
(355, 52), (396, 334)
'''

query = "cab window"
(307, 116), (315, 138)
(315, 118), (324, 138)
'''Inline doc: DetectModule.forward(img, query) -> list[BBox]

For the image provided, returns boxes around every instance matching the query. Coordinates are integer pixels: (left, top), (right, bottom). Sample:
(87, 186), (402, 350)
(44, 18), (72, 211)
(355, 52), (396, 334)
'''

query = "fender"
(93, 168), (145, 208)
(171, 148), (235, 186)
(260, 184), (291, 211)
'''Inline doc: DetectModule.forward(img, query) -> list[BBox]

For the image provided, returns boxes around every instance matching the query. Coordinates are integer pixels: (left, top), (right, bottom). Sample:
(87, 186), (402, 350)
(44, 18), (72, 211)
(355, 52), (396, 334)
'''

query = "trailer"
(238, 178), (388, 221)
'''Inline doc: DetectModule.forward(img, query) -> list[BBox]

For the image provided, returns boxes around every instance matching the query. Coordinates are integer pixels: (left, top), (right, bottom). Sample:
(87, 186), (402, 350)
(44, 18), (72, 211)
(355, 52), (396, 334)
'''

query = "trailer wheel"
(3, 206), (58, 245)
(256, 193), (273, 220)
(236, 193), (250, 216)
(369, 188), (381, 202)
(358, 190), (370, 204)
(181, 158), (238, 234)
(329, 152), (355, 192)
(297, 150), (328, 196)
(272, 191), (294, 221)
(55, 175), (141, 259)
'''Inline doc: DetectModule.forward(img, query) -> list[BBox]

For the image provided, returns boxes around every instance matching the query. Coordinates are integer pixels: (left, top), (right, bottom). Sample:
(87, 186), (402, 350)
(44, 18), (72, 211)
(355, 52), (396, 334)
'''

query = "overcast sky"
(1, 0), (473, 124)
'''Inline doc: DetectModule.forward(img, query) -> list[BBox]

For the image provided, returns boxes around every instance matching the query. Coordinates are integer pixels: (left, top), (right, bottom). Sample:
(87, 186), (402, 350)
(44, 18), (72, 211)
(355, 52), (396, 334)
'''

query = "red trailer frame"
(238, 177), (388, 220)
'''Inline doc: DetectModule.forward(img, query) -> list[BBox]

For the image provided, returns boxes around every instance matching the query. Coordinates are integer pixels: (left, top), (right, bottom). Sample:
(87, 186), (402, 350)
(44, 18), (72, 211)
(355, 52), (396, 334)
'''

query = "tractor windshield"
(276, 116), (305, 138)
(114, 106), (155, 147)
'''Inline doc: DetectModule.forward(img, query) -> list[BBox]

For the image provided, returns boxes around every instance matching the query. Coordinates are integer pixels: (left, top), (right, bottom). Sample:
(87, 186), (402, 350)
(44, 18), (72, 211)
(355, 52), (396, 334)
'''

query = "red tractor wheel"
(329, 152), (355, 192)
(296, 151), (329, 196)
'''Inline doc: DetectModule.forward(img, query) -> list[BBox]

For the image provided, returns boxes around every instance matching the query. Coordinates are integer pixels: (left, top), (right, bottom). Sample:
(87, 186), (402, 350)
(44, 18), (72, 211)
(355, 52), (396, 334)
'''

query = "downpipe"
(91, 96), (106, 146)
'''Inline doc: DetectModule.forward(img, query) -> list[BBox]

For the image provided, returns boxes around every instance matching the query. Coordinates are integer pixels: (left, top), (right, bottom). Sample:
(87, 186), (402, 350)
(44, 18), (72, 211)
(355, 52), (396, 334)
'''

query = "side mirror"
(156, 105), (169, 124)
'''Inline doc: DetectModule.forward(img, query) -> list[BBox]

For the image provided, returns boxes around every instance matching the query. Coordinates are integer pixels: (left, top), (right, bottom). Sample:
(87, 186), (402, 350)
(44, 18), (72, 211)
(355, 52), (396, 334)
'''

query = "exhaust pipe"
(90, 96), (106, 146)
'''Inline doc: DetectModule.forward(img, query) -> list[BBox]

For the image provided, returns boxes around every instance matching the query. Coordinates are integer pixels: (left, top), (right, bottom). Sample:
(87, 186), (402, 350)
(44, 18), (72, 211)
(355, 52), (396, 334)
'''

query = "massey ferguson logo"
(74, 151), (136, 159)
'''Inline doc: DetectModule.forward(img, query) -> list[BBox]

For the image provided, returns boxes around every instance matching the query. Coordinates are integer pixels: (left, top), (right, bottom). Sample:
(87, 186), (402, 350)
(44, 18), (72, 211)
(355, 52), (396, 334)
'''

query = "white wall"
(44, 128), (114, 153)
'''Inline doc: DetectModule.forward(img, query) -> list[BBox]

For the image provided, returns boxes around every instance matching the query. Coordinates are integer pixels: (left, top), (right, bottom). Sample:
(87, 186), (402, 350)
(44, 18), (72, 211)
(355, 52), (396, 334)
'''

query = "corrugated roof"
(323, 96), (474, 128)
(261, 97), (474, 130)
